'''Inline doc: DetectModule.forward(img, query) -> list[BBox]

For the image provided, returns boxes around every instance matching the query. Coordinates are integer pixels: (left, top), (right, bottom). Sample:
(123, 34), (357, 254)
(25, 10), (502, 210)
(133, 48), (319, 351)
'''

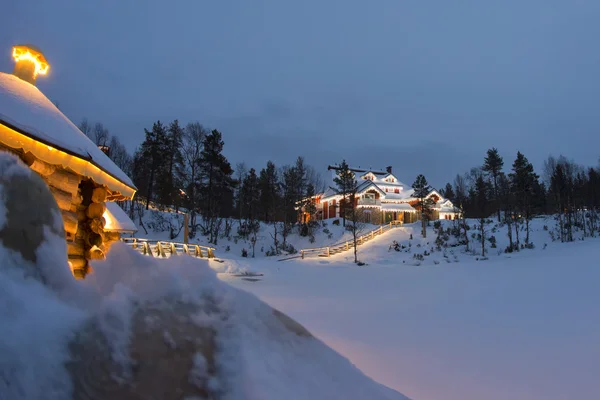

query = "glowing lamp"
(12, 45), (49, 85)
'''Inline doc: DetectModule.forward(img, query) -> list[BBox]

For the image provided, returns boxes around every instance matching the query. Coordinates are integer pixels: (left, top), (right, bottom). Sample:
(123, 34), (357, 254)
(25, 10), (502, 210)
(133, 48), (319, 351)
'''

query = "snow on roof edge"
(0, 73), (136, 194)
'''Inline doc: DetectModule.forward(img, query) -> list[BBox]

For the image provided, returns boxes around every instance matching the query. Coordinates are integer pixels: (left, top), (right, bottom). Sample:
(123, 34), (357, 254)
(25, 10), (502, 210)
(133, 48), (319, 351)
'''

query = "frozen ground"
(221, 221), (600, 400)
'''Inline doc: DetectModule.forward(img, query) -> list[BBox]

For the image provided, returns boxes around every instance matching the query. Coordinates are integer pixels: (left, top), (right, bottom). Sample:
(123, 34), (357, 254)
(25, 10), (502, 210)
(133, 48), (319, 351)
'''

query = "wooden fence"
(299, 221), (402, 259)
(122, 237), (216, 259)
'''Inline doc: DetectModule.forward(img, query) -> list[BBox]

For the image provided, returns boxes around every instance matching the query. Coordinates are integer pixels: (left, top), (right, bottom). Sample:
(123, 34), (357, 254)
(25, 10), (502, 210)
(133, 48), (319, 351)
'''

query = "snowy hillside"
(131, 206), (382, 259)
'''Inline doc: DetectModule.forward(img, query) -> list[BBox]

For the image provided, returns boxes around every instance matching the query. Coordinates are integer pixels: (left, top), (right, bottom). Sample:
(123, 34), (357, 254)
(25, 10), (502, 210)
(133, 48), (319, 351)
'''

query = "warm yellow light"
(103, 210), (115, 230)
(12, 46), (49, 77)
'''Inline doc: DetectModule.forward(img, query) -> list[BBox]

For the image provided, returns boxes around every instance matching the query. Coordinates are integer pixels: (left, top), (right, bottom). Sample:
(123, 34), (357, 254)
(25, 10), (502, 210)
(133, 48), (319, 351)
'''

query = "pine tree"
(482, 148), (504, 222)
(497, 172), (516, 251)
(258, 161), (280, 222)
(198, 129), (234, 244)
(412, 174), (434, 238)
(509, 152), (539, 246)
(133, 121), (167, 210)
(332, 160), (355, 227)
(333, 163), (362, 263)
(258, 161), (282, 253)
(474, 175), (490, 256)
(453, 174), (470, 251)
(442, 182), (455, 202)
(240, 168), (260, 256)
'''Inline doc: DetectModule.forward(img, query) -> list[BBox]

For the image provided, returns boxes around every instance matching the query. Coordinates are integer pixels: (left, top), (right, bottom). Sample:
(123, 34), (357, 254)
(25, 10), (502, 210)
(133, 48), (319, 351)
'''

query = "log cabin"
(0, 45), (137, 278)
(301, 165), (461, 224)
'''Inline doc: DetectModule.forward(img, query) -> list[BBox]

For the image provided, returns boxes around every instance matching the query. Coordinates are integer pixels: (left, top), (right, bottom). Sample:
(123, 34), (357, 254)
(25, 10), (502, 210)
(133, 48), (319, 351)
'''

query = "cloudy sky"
(2, 0), (599, 187)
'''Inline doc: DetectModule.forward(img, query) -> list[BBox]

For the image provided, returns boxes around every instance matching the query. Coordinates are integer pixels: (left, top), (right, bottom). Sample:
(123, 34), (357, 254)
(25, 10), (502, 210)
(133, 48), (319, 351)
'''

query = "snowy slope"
(225, 220), (600, 400)
(0, 232), (409, 398)
(132, 206), (380, 259)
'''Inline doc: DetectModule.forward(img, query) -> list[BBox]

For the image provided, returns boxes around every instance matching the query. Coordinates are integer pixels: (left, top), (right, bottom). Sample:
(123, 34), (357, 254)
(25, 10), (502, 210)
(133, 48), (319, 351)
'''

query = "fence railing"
(299, 220), (402, 259)
(121, 237), (216, 259)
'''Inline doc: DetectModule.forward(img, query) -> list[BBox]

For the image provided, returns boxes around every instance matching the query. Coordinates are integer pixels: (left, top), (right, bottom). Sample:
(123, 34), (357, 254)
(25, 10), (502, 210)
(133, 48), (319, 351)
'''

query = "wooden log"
(49, 186), (73, 211)
(22, 152), (56, 176)
(89, 217), (106, 234)
(85, 232), (103, 248)
(67, 239), (85, 257)
(86, 247), (105, 261)
(91, 187), (108, 203)
(46, 169), (81, 195)
(72, 193), (83, 206)
(76, 208), (87, 222)
(86, 202), (106, 219)
(61, 209), (79, 235)
(68, 256), (87, 273)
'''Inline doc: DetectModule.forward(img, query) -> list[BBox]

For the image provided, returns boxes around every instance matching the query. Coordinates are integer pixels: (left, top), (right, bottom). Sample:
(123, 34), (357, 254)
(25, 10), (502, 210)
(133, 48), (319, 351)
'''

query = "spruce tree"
(240, 168), (260, 256)
(134, 121), (167, 210)
(412, 174), (434, 238)
(509, 152), (539, 246)
(198, 129), (234, 244)
(482, 148), (504, 222)
(474, 175), (490, 256)
(442, 182), (455, 202)
(332, 160), (355, 227)
(258, 161), (282, 253)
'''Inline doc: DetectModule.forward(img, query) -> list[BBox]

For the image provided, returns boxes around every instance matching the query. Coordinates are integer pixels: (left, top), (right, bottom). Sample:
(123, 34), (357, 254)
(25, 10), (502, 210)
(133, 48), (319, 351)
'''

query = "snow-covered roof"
(382, 190), (415, 201)
(103, 202), (137, 232)
(380, 203), (417, 212)
(0, 72), (136, 198)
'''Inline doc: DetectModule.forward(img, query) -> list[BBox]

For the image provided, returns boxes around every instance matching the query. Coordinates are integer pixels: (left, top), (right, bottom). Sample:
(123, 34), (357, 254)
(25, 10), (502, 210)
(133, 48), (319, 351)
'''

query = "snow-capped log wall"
(0, 49), (136, 278)
(1, 149), (120, 278)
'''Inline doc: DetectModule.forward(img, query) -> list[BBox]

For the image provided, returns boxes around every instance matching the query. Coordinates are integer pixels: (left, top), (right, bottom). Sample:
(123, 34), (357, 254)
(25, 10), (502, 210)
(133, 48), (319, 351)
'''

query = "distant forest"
(79, 118), (600, 254)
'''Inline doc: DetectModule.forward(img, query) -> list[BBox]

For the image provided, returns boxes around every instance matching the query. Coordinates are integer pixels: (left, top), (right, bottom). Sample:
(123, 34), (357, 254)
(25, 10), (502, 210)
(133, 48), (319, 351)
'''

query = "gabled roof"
(357, 180), (386, 196)
(0, 72), (136, 199)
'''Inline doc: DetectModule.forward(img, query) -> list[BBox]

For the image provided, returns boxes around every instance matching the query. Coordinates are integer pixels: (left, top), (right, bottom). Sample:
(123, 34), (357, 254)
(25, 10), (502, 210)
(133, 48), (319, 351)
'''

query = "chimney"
(386, 166), (392, 174)
(12, 45), (49, 85)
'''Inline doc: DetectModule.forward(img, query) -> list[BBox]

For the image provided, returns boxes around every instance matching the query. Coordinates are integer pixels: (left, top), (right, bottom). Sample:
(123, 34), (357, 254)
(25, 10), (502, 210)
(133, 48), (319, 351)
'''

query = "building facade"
(309, 165), (460, 224)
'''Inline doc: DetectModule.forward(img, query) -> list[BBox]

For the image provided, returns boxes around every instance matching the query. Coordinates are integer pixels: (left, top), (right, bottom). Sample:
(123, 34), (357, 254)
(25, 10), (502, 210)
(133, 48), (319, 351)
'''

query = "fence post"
(346, 241), (349, 250)
(158, 242), (167, 257)
(196, 245), (203, 258)
(380, 226), (383, 234)
(170, 242), (177, 256)
(301, 250), (304, 259)
(327, 247), (330, 257)
(208, 248), (215, 258)
(371, 230), (374, 239)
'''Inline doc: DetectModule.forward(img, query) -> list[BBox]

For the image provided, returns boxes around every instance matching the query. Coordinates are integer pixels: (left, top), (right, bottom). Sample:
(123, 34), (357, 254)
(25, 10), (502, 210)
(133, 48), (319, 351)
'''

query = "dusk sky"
(2, 0), (599, 187)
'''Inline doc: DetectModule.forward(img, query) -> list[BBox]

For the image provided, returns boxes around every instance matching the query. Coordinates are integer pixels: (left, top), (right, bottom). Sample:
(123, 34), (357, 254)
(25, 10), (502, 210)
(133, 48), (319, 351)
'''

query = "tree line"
(79, 118), (600, 257)
(439, 148), (600, 256)
(79, 118), (322, 252)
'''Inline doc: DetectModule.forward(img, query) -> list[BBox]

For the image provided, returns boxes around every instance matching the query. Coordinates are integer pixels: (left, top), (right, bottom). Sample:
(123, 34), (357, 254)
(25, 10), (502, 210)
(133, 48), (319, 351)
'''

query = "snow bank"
(77, 244), (408, 399)
(0, 151), (406, 399)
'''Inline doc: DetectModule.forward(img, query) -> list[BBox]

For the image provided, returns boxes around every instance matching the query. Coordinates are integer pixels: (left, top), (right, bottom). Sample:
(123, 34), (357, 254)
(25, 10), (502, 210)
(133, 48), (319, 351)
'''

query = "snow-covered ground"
(131, 206), (378, 259)
(218, 219), (600, 400)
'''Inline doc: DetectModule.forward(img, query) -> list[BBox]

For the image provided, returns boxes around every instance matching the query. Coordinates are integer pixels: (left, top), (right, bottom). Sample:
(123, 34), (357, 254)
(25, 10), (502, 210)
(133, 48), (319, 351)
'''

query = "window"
(394, 188), (399, 194)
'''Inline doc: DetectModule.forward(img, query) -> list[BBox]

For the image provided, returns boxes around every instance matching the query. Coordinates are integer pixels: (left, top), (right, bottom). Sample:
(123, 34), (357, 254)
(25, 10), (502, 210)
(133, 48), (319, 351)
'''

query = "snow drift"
(0, 153), (407, 400)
